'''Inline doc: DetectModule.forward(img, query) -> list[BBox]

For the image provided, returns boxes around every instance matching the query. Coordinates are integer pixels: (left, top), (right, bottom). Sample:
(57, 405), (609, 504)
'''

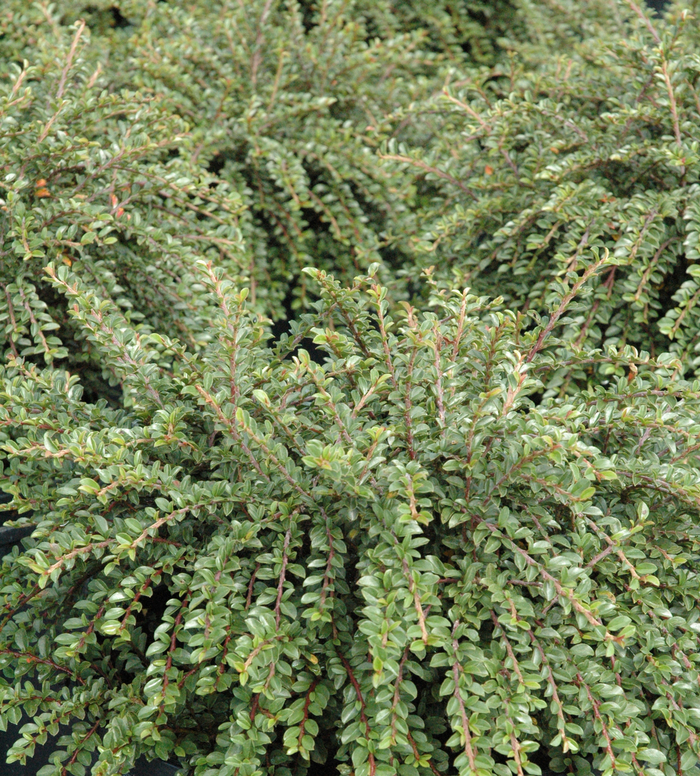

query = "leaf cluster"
(0, 15), (246, 399)
(386, 0), (700, 378)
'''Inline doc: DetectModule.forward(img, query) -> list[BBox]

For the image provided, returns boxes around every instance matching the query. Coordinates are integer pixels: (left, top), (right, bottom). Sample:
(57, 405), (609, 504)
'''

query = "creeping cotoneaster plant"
(0, 257), (699, 776)
(1, 3), (699, 776)
(386, 0), (700, 378)
(0, 18), (245, 399)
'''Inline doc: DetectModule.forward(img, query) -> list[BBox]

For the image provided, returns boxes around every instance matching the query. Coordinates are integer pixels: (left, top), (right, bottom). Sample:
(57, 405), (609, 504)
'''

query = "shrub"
(1, 257), (700, 776)
(82, 0), (440, 319)
(0, 19), (245, 398)
(1, 3), (700, 776)
(385, 1), (700, 378)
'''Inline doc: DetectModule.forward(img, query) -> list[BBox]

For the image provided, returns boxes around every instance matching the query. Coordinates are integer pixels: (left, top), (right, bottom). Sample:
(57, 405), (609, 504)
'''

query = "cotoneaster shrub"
(1, 257), (700, 776)
(384, 0), (700, 379)
(0, 19), (246, 399)
(1, 0), (654, 330)
(0, 3), (698, 776)
(71, 0), (440, 318)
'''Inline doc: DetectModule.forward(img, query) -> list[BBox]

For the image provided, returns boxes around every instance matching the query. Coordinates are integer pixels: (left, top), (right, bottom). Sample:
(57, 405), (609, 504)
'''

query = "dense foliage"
(3, 257), (700, 776)
(388, 0), (700, 376)
(112, 0), (439, 317)
(1, 2), (699, 776)
(0, 18), (245, 398)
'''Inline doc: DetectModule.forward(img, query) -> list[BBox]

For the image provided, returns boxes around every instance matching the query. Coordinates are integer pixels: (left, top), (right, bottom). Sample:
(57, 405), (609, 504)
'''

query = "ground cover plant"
(0, 17), (245, 398)
(2, 255), (700, 776)
(0, 2), (699, 776)
(386, 0), (700, 379)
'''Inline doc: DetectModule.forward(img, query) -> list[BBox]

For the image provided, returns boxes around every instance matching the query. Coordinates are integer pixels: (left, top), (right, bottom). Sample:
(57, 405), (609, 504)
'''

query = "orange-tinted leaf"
(484, 165), (494, 176)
